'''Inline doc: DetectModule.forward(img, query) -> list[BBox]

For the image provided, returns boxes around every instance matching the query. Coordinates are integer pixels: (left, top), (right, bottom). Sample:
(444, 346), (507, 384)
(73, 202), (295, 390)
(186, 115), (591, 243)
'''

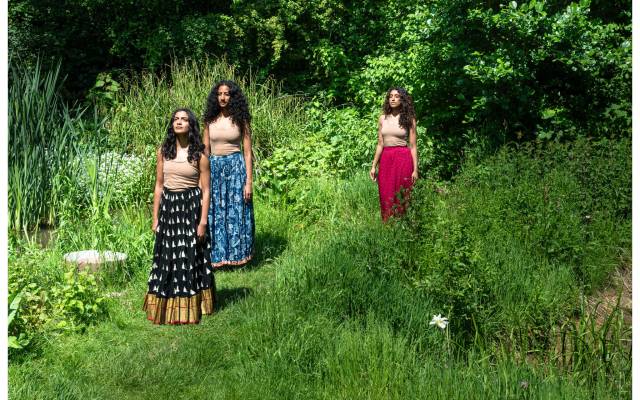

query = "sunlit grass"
(108, 57), (309, 163)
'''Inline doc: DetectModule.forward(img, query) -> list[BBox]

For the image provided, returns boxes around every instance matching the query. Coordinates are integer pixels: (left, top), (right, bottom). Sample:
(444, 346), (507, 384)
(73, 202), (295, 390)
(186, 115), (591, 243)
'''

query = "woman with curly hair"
(203, 80), (255, 268)
(143, 108), (215, 324)
(369, 87), (418, 221)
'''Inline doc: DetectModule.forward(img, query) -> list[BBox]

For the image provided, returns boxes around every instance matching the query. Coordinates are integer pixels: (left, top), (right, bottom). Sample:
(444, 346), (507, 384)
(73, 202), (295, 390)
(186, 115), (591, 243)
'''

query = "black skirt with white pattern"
(147, 187), (215, 298)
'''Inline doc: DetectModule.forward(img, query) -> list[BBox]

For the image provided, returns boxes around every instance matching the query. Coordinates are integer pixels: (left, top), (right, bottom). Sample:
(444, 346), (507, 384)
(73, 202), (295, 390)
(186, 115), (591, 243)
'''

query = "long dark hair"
(203, 80), (251, 130)
(161, 108), (204, 164)
(382, 87), (416, 133)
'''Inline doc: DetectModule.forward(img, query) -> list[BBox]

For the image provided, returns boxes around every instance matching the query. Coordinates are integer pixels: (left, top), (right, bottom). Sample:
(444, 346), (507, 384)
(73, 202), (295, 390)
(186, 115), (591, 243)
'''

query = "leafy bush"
(256, 106), (435, 200)
(347, 1), (631, 176)
(257, 107), (372, 198)
(8, 243), (107, 356)
(403, 137), (630, 341)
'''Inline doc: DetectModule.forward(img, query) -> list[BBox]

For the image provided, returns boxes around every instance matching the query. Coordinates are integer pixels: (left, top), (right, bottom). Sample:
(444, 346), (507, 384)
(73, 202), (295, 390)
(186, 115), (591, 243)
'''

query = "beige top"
(209, 116), (242, 156)
(163, 147), (200, 190)
(380, 114), (408, 147)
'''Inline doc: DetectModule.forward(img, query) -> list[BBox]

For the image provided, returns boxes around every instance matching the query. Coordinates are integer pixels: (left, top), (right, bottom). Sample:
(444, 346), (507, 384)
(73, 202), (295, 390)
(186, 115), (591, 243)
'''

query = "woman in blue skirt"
(203, 80), (255, 269)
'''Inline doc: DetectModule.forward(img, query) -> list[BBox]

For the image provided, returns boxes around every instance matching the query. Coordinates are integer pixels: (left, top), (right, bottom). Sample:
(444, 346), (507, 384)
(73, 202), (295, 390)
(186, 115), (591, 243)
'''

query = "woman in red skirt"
(369, 87), (418, 221)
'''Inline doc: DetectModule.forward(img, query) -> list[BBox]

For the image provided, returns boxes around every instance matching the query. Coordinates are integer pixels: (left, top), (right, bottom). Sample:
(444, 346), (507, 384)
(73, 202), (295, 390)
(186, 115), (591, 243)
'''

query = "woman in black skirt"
(143, 108), (215, 324)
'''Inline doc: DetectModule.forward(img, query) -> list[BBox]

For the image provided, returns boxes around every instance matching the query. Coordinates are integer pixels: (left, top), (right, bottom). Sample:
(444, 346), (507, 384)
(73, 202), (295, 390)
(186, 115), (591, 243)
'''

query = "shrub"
(8, 243), (107, 356)
(256, 106), (435, 200)
(404, 137), (631, 340)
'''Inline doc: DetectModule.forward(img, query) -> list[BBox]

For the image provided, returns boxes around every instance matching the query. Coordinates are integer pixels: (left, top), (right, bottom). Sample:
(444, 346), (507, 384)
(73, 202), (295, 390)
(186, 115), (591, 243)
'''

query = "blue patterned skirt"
(208, 152), (255, 268)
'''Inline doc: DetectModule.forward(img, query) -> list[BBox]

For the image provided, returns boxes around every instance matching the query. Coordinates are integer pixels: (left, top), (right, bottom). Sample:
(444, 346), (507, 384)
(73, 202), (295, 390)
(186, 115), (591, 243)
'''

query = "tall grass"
(8, 178), (631, 398)
(402, 138), (631, 343)
(108, 58), (308, 163)
(8, 59), (121, 233)
(8, 59), (78, 231)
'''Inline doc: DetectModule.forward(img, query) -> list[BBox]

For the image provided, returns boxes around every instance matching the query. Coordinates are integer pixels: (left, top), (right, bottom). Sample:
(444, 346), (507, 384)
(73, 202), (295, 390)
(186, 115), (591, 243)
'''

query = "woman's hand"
(243, 182), (253, 202)
(152, 219), (159, 233)
(369, 167), (377, 182)
(197, 222), (207, 242)
(411, 170), (419, 183)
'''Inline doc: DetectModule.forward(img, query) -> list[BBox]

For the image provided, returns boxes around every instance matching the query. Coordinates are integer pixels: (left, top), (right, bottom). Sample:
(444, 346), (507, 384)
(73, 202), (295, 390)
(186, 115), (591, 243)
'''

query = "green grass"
(8, 57), (138, 234)
(8, 170), (630, 399)
(108, 57), (308, 161)
(8, 58), (77, 231)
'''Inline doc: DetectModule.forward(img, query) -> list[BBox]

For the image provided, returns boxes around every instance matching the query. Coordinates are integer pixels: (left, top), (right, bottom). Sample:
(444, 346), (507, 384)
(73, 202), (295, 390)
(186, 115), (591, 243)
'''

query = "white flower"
(430, 314), (449, 330)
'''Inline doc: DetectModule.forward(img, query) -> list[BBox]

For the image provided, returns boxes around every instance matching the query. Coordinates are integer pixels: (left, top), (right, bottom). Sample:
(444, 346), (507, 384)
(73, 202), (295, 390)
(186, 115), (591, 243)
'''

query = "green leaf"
(8, 336), (22, 349)
(9, 291), (22, 311)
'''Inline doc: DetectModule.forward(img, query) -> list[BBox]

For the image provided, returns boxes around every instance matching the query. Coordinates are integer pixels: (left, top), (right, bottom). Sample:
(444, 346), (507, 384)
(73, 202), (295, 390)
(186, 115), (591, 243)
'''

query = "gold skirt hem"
(142, 288), (214, 325)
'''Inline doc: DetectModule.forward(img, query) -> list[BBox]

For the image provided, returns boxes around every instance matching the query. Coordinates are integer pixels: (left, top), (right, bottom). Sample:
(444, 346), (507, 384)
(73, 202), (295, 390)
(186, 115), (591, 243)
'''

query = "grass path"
(9, 202), (295, 399)
(8, 178), (627, 399)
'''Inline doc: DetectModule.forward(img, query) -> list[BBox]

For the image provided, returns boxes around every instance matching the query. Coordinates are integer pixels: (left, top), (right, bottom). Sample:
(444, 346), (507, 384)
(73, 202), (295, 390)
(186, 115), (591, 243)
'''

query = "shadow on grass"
(212, 230), (288, 273)
(215, 287), (252, 311)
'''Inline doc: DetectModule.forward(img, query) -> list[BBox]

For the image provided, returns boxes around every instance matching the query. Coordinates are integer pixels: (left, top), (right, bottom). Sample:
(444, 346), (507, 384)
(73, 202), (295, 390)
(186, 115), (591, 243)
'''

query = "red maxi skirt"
(377, 146), (414, 221)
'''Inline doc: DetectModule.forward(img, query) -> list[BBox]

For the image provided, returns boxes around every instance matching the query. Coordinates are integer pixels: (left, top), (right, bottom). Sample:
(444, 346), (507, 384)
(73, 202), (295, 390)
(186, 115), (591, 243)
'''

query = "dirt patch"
(586, 265), (632, 326)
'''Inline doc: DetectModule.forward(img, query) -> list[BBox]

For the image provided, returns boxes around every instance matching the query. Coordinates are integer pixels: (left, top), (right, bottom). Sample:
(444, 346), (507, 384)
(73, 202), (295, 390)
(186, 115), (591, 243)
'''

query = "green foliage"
(8, 203), (153, 357)
(8, 244), (107, 356)
(86, 72), (122, 114)
(8, 59), (77, 231)
(554, 299), (631, 385)
(10, 1), (630, 179)
(107, 58), (307, 162)
(54, 208), (155, 287)
(76, 151), (150, 208)
(10, 1), (630, 156)
(8, 58), (127, 232)
(404, 137), (630, 342)
(408, 0), (630, 175)
(411, 216), (496, 340)
(8, 292), (30, 350)
(257, 107), (376, 199)
(49, 270), (106, 331)
(257, 106), (435, 200)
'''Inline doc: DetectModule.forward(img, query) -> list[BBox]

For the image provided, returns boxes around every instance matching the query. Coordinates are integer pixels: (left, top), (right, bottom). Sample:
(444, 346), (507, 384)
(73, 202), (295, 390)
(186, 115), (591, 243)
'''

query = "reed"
(9, 59), (69, 231)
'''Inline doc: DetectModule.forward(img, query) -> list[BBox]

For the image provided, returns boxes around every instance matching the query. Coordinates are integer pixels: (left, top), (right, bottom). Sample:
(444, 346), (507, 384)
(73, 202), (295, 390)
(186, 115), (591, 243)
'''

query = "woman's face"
(173, 111), (190, 136)
(217, 85), (231, 108)
(388, 90), (401, 109)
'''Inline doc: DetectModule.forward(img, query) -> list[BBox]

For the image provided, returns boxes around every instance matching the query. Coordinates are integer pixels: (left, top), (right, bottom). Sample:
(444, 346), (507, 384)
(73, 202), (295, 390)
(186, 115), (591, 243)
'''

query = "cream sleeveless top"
(163, 147), (199, 190)
(209, 116), (242, 156)
(380, 114), (408, 147)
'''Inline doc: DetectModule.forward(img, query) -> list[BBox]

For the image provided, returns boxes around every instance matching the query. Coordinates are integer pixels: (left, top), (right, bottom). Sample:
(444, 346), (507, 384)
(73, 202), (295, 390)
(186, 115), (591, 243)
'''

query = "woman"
(203, 80), (255, 268)
(369, 87), (418, 221)
(143, 108), (215, 324)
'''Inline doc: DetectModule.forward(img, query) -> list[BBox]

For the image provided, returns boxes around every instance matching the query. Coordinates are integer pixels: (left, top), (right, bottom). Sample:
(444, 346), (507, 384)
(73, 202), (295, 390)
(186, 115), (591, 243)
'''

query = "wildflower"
(430, 314), (449, 329)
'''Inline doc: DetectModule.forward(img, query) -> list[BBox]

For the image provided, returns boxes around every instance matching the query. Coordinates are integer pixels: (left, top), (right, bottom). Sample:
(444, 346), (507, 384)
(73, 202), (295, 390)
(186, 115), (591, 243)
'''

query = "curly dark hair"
(203, 80), (251, 130)
(161, 108), (204, 164)
(382, 87), (416, 133)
